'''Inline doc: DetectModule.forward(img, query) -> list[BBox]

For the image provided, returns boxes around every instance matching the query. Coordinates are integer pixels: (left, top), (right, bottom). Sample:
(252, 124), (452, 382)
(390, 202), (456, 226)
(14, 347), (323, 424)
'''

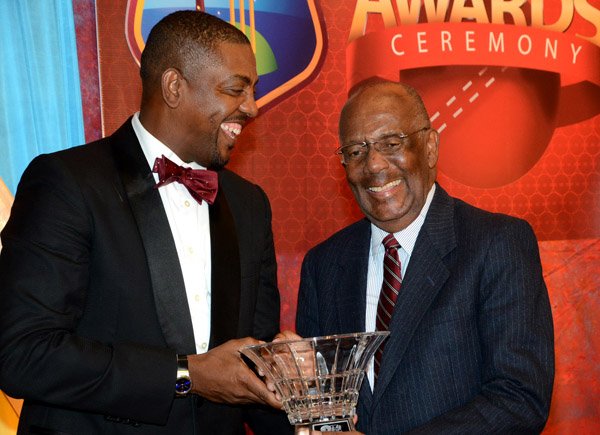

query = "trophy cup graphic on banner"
(241, 331), (389, 433)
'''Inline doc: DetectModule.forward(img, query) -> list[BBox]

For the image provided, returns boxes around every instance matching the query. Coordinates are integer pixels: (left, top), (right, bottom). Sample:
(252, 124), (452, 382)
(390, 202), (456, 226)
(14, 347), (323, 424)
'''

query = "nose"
(364, 145), (389, 173)
(240, 92), (258, 118)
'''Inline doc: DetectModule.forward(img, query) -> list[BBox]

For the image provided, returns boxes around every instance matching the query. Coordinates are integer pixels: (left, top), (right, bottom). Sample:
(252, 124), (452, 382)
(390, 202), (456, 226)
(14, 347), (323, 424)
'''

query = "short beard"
(208, 146), (228, 170)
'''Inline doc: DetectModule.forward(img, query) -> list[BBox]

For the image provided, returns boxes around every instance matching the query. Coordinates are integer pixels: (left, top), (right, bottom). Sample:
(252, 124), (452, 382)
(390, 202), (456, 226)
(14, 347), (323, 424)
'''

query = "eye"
(224, 88), (244, 96)
(381, 141), (402, 151)
(344, 145), (366, 159)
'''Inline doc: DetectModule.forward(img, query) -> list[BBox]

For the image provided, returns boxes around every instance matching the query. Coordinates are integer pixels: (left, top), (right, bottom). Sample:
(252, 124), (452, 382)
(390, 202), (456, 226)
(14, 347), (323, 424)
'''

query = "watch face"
(175, 376), (192, 395)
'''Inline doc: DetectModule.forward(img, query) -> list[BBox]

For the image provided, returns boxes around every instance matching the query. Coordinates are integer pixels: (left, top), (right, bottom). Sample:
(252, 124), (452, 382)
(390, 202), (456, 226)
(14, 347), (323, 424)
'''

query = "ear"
(426, 129), (440, 169)
(161, 68), (184, 108)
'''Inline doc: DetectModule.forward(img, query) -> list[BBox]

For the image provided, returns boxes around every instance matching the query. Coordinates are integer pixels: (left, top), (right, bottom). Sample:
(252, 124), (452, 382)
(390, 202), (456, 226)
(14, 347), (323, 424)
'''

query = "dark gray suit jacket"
(0, 119), (291, 434)
(296, 185), (554, 434)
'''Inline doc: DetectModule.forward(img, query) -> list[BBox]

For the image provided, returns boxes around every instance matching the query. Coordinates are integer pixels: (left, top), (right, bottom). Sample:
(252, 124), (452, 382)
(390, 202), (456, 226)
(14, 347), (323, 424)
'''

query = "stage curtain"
(0, 0), (84, 195)
(0, 2), (84, 431)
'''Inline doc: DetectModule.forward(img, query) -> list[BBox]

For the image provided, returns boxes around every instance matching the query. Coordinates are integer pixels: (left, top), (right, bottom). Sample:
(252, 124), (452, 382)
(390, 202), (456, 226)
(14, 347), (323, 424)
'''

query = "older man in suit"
(296, 80), (554, 434)
(0, 11), (292, 434)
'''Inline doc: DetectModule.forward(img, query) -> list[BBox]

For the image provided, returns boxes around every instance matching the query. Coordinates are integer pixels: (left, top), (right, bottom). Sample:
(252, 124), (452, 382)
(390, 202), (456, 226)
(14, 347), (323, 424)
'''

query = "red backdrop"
(75, 0), (599, 432)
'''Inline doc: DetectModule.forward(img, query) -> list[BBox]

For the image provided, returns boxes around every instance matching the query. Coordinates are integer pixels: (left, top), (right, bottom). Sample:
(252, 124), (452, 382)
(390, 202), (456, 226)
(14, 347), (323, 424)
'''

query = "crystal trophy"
(241, 331), (389, 433)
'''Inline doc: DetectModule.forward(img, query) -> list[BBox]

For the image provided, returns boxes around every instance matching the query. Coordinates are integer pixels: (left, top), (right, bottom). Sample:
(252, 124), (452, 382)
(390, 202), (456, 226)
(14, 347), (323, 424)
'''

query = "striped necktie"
(374, 233), (402, 378)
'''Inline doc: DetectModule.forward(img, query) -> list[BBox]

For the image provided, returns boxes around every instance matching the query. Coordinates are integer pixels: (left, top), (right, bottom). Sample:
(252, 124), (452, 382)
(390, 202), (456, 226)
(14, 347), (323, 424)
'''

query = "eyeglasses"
(336, 127), (429, 164)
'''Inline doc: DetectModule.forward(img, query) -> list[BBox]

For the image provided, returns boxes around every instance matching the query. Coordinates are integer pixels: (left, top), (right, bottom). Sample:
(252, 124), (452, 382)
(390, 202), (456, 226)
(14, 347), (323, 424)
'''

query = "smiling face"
(339, 83), (439, 232)
(171, 41), (258, 168)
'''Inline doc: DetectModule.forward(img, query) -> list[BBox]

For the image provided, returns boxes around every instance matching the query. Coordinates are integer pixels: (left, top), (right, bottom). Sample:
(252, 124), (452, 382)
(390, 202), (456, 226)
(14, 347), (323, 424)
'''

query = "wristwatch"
(175, 354), (192, 396)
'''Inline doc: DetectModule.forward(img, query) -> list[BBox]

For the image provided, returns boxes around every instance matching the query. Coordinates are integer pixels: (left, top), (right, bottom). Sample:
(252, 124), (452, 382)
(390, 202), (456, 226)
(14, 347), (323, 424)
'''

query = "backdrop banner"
(90, 1), (599, 433)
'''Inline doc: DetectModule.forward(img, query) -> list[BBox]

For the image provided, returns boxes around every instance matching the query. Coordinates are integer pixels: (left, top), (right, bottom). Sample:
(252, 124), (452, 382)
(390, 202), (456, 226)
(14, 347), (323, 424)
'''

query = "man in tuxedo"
(296, 80), (554, 434)
(0, 10), (292, 434)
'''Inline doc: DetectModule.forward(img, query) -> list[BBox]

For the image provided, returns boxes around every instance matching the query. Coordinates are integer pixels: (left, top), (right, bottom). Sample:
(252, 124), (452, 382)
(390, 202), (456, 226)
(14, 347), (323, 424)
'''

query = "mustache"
(223, 114), (251, 124)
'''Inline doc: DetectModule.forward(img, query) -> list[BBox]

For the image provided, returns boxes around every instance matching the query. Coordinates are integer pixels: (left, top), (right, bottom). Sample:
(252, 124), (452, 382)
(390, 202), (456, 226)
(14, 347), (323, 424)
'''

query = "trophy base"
(294, 417), (355, 433)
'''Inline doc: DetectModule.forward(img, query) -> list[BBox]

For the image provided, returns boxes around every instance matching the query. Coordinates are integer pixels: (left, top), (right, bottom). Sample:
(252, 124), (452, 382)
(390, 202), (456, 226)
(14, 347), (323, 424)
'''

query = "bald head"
(340, 81), (430, 140)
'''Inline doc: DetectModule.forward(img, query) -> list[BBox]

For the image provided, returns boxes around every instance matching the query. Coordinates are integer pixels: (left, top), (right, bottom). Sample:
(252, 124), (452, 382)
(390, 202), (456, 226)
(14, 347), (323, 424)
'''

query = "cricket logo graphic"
(126, 0), (324, 108)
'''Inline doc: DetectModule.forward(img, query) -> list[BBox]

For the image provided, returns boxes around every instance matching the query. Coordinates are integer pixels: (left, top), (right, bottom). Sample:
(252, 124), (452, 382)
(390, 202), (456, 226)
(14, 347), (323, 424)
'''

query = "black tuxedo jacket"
(296, 185), (554, 434)
(0, 119), (291, 434)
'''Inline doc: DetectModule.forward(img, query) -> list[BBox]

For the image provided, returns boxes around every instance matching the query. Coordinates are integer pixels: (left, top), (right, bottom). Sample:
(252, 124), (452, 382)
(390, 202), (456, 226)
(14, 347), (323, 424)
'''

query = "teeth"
(224, 126), (241, 135)
(368, 179), (402, 192)
(221, 123), (242, 138)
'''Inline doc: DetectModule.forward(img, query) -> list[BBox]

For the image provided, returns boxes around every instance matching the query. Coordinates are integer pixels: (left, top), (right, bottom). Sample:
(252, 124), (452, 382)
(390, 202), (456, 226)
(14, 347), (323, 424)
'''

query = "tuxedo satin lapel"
(111, 120), (196, 354)
(208, 180), (241, 348)
(372, 185), (456, 407)
(334, 220), (371, 335)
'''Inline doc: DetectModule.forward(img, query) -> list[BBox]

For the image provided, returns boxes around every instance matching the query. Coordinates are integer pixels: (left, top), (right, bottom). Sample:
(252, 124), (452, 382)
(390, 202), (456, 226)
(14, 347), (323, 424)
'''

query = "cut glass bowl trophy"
(241, 331), (389, 433)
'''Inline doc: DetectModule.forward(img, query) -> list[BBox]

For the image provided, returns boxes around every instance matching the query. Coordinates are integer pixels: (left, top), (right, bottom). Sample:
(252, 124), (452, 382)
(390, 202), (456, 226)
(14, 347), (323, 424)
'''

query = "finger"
(245, 373), (283, 408)
(238, 363), (280, 404)
(265, 379), (282, 401)
(273, 330), (302, 342)
(235, 336), (263, 348)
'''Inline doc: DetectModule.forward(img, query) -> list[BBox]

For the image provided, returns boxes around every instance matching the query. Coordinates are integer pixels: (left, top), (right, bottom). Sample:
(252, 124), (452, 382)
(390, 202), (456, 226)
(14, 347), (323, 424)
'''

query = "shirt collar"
(131, 112), (205, 171)
(370, 183), (436, 256)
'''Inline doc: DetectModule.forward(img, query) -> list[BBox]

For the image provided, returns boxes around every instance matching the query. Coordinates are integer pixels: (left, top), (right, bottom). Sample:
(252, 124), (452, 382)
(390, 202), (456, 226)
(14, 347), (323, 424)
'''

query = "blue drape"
(0, 1), (84, 195)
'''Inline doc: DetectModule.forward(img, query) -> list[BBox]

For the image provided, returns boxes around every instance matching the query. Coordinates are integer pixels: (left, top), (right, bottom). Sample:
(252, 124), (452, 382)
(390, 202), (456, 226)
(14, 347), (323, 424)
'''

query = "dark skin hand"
(273, 330), (302, 342)
(188, 337), (283, 409)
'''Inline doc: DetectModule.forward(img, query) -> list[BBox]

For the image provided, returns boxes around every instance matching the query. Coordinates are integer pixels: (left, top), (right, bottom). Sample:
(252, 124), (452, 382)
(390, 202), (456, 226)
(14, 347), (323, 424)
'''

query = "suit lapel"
(208, 179), (241, 348)
(111, 120), (196, 354)
(332, 220), (375, 408)
(334, 220), (371, 335)
(372, 185), (456, 407)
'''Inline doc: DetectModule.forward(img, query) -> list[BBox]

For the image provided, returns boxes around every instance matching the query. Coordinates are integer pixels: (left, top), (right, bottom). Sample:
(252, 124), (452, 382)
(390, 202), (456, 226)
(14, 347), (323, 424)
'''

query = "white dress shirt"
(132, 113), (211, 354)
(365, 184), (436, 388)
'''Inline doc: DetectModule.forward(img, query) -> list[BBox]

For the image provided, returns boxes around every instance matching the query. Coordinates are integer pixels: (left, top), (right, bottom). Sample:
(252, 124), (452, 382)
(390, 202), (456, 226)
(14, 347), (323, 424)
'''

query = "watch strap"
(175, 354), (192, 396)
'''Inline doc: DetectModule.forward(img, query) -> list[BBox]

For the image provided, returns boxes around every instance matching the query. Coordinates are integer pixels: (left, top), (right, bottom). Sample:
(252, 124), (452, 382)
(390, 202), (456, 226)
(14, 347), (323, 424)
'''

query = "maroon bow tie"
(152, 155), (218, 205)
